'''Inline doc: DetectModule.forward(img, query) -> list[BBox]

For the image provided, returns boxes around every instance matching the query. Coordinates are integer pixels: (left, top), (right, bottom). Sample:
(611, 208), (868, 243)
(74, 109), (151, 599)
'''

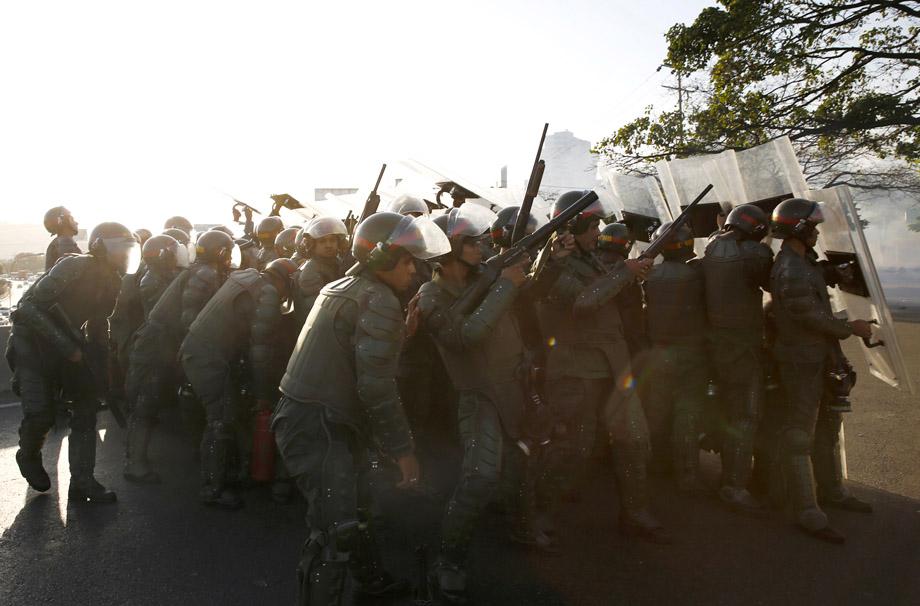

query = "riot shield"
(597, 168), (670, 253)
(807, 186), (914, 393)
(702, 137), (808, 222)
(400, 159), (510, 211)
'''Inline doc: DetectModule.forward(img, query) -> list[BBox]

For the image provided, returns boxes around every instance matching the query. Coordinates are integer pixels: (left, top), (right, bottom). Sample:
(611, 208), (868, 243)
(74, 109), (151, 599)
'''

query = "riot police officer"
(179, 258), (297, 509)
(274, 227), (299, 259)
(419, 204), (543, 604)
(43, 206), (82, 271)
(535, 191), (667, 543)
(138, 235), (185, 315)
(164, 215), (194, 236)
(702, 203), (773, 514)
(273, 212), (447, 605)
(123, 230), (236, 484)
(254, 216), (284, 269)
(109, 234), (183, 418)
(597, 222), (649, 363)
(292, 217), (348, 326)
(12, 222), (136, 502)
(133, 228), (153, 248)
(770, 198), (874, 543)
(642, 222), (708, 493)
(386, 193), (430, 217)
(389, 198), (439, 477)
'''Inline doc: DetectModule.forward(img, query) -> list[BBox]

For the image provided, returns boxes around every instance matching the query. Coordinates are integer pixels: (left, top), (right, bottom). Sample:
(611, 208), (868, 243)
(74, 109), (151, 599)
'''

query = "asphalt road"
(1, 324), (919, 606)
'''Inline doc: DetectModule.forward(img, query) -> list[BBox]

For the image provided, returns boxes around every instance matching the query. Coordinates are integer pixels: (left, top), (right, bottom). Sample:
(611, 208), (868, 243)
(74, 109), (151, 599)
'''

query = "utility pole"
(660, 62), (686, 147)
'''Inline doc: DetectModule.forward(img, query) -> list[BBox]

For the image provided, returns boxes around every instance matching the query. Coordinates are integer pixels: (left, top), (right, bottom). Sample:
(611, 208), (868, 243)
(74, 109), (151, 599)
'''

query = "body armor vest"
(645, 259), (706, 345)
(702, 233), (770, 330)
(182, 268), (265, 361)
(537, 253), (629, 380)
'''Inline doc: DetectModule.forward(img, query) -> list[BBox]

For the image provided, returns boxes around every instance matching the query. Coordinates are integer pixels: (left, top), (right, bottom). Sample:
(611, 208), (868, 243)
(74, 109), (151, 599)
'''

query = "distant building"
(314, 187), (358, 202)
(538, 130), (598, 200)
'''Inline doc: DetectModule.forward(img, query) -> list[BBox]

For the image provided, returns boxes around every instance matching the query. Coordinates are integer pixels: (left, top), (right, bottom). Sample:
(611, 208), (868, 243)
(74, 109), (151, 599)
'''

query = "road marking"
(0, 401), (21, 409)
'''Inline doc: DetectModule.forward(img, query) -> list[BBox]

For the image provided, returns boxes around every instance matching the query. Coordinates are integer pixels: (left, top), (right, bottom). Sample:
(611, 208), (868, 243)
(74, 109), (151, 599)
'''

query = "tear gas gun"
(450, 190), (599, 316)
(357, 163), (387, 226)
(638, 184), (713, 260)
(510, 123), (548, 245)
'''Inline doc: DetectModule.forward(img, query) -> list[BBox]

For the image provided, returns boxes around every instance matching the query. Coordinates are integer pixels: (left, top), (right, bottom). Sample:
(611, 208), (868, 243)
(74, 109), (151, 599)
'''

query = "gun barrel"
(639, 184), (712, 260)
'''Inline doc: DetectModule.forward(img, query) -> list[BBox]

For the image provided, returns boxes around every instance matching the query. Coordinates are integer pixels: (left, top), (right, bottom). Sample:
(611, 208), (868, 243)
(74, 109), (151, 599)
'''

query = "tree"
(594, 0), (920, 194)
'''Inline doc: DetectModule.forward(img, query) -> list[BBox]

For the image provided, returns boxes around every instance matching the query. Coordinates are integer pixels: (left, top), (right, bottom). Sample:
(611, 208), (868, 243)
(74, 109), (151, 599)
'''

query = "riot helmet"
(771, 198), (824, 242)
(43, 206), (78, 236)
(352, 212), (450, 271)
(142, 234), (182, 270)
(490, 206), (540, 249)
(652, 221), (695, 260)
(164, 216), (194, 235)
(274, 227), (299, 258)
(255, 216), (284, 246)
(552, 190), (610, 235)
(597, 222), (634, 258)
(433, 204), (496, 266)
(195, 230), (236, 268)
(88, 222), (138, 274)
(387, 194), (429, 217)
(162, 227), (196, 266)
(208, 225), (235, 238)
(297, 217), (349, 258)
(725, 204), (769, 240)
(133, 228), (153, 246)
(263, 257), (299, 299)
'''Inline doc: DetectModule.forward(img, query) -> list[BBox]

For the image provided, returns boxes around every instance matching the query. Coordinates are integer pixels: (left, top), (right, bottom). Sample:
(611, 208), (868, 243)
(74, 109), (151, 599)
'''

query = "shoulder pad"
(323, 276), (357, 294)
(417, 280), (449, 317)
(741, 240), (774, 259)
(191, 264), (218, 281)
(228, 268), (262, 288)
(358, 282), (404, 340)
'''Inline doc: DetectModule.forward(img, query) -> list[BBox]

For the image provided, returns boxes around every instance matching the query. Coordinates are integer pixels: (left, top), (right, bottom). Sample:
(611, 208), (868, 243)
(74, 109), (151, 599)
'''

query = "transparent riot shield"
(655, 155), (733, 255)
(399, 159), (509, 211)
(807, 186), (914, 393)
(597, 167), (670, 255)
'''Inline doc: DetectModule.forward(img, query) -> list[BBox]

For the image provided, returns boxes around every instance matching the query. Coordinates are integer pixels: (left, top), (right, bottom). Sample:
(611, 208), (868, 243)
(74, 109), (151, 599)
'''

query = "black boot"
(200, 433), (242, 510)
(69, 477), (117, 504)
(69, 419), (116, 504)
(16, 449), (51, 492)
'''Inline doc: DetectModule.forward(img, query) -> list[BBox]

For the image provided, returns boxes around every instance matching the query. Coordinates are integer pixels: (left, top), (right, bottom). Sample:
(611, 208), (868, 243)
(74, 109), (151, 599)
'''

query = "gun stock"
(357, 163), (387, 224)
(511, 123), (549, 245)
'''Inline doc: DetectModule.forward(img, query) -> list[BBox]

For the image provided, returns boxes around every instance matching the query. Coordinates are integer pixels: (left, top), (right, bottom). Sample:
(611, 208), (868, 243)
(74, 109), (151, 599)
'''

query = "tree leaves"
(595, 0), (920, 195)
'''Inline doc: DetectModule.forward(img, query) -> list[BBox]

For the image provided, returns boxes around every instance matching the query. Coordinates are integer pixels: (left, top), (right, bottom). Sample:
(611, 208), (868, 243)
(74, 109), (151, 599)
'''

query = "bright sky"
(0, 0), (712, 230)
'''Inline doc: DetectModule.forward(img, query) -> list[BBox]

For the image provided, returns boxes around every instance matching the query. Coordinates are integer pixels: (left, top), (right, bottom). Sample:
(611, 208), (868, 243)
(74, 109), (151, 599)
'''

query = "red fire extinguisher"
(250, 409), (276, 483)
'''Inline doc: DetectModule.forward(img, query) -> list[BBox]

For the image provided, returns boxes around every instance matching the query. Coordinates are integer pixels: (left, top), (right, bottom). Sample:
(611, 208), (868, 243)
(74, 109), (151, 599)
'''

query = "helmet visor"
(229, 243), (242, 269)
(808, 203), (825, 225)
(388, 215), (452, 260)
(103, 236), (140, 274)
(445, 204), (496, 239)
